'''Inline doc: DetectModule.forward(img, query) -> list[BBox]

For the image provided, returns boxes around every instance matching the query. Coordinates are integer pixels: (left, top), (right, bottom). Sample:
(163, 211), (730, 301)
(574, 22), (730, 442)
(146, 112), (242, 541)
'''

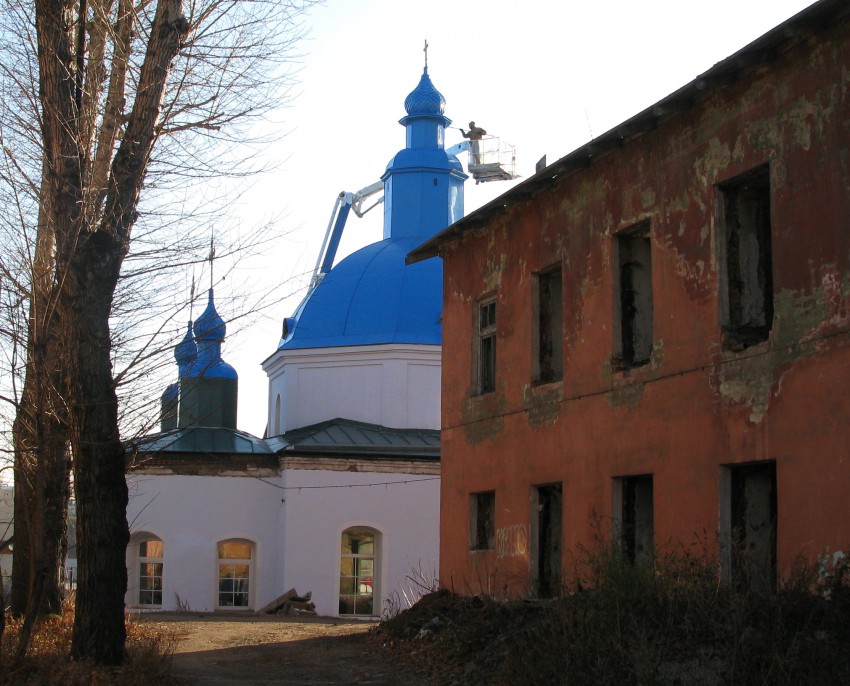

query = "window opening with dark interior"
(614, 223), (653, 368)
(532, 483), (563, 598)
(535, 266), (563, 384)
(722, 461), (777, 592)
(478, 299), (496, 394)
(469, 491), (495, 551)
(616, 475), (654, 566)
(718, 166), (773, 350)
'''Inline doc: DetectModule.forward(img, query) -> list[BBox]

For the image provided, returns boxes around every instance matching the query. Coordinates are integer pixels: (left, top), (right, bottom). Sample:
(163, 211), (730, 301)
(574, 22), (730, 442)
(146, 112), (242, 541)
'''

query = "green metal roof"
(133, 426), (273, 455)
(130, 419), (439, 465)
(270, 418), (440, 459)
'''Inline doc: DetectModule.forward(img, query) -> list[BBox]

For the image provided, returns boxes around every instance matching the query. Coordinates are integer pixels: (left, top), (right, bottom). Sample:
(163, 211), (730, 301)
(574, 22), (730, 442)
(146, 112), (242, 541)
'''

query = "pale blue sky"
(226, 0), (817, 436)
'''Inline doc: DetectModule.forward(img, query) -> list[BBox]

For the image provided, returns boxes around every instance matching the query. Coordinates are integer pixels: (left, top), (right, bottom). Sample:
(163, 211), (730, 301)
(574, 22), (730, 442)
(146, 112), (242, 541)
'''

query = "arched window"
(339, 527), (378, 616)
(217, 539), (253, 609)
(138, 537), (164, 607)
(274, 394), (281, 435)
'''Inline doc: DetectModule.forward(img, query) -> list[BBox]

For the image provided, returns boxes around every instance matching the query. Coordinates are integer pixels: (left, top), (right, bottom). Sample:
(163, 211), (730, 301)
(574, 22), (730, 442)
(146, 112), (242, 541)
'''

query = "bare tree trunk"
(11, 410), (68, 618)
(31, 0), (189, 664)
(9, 428), (33, 618)
(10, 156), (70, 621)
(65, 238), (129, 663)
(0, 564), (6, 669)
(10, 342), (69, 665)
(7, 0), (303, 665)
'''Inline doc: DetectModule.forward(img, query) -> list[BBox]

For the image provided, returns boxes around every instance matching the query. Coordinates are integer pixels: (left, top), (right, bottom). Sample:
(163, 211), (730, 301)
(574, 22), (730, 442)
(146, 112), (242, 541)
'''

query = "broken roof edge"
(406, 0), (847, 265)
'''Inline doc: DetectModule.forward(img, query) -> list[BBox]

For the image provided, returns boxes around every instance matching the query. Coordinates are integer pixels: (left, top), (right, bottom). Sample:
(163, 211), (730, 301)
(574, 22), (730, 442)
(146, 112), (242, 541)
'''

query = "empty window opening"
(534, 266), (564, 384)
(614, 224), (653, 368)
(614, 475), (654, 566)
(339, 527), (378, 616)
(469, 491), (495, 551)
(138, 538), (164, 607)
(718, 166), (773, 350)
(217, 539), (253, 609)
(531, 484), (562, 598)
(720, 462), (777, 591)
(477, 298), (497, 394)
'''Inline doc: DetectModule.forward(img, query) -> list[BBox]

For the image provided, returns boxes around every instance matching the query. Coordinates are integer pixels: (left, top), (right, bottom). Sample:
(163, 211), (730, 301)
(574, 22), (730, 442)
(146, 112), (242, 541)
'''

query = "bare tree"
(0, 0), (317, 664)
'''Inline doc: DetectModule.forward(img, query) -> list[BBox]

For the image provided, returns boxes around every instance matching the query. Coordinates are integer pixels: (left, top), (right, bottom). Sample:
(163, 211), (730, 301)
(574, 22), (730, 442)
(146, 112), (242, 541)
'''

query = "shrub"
(376, 541), (850, 685)
(0, 602), (177, 685)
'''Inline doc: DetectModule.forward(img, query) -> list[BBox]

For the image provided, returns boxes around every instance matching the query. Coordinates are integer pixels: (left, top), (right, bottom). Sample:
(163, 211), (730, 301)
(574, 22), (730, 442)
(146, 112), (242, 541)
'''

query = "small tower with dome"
(160, 321), (197, 431)
(177, 289), (238, 429)
(263, 62), (466, 434)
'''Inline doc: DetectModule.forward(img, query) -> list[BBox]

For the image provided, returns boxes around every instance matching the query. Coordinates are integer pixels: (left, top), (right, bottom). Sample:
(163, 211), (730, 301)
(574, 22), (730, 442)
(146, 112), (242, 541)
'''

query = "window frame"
(719, 461), (777, 591)
(716, 165), (773, 351)
(137, 537), (164, 608)
(612, 475), (654, 566)
(468, 491), (496, 552)
(533, 264), (564, 385)
(475, 297), (497, 395)
(274, 393), (281, 435)
(530, 483), (563, 599)
(216, 538), (254, 610)
(612, 222), (653, 370)
(339, 527), (379, 617)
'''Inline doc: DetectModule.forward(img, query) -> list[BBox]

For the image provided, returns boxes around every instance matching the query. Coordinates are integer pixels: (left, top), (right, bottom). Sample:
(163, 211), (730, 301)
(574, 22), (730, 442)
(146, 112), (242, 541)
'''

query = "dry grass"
(375, 542), (850, 686)
(0, 603), (177, 685)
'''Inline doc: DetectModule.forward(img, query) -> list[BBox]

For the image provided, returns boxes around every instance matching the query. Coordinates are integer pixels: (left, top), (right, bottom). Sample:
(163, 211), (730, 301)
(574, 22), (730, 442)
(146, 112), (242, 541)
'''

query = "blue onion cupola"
(276, 64), (466, 352)
(179, 290), (239, 429)
(175, 320), (197, 376)
(160, 321), (198, 431)
(402, 70), (448, 139)
(160, 382), (179, 431)
(381, 68), (466, 241)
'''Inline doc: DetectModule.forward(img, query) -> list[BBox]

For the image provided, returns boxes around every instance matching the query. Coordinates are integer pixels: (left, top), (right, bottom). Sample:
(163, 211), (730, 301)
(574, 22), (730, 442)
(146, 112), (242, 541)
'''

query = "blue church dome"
(194, 290), (226, 342)
(279, 236), (441, 350)
(175, 320), (197, 375)
(404, 70), (445, 117)
(188, 290), (237, 379)
(161, 381), (179, 401)
(277, 64), (461, 353)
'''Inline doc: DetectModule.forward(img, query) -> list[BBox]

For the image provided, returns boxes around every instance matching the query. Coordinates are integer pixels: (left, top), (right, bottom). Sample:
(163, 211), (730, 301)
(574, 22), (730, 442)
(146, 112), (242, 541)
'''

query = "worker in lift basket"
(461, 121), (487, 165)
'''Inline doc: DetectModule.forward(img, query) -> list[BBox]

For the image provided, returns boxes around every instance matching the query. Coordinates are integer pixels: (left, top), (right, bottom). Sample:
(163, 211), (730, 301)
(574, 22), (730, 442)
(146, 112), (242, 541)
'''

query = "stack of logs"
(256, 588), (317, 616)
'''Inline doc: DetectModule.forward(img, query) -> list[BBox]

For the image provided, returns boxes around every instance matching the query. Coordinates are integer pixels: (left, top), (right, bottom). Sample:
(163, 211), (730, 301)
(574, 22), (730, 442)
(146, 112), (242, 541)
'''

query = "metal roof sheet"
(133, 427), (273, 455)
(279, 237), (443, 351)
(277, 418), (440, 458)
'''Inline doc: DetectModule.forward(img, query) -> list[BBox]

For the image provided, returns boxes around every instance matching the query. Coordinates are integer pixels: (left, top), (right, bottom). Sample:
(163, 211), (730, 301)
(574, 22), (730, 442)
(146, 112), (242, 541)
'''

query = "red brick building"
(410, 0), (850, 597)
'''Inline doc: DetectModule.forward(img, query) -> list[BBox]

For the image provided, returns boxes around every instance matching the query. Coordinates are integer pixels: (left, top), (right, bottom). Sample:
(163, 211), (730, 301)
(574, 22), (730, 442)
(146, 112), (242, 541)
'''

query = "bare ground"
(138, 613), (430, 686)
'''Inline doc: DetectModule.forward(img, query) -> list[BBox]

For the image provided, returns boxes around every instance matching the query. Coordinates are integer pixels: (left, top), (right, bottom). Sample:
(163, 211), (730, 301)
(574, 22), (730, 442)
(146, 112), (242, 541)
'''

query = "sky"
(220, 0), (818, 438)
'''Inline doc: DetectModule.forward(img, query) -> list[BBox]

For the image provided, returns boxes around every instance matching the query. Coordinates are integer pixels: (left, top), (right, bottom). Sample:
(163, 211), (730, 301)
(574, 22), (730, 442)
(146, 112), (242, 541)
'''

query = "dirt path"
(140, 613), (429, 686)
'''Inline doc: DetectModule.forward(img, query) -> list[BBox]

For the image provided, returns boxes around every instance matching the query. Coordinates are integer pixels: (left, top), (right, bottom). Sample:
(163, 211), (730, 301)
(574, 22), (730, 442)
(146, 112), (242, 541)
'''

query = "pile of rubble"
(256, 588), (316, 616)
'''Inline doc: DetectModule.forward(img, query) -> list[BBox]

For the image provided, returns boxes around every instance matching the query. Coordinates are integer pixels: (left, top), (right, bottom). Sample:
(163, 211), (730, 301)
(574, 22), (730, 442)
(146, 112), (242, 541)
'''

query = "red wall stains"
(434, 7), (850, 596)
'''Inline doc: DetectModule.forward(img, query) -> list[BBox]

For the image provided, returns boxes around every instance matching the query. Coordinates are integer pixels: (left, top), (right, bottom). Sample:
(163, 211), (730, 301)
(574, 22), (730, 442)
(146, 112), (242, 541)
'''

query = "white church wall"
(263, 344), (441, 434)
(280, 462), (440, 617)
(297, 362), (383, 427)
(125, 473), (282, 612)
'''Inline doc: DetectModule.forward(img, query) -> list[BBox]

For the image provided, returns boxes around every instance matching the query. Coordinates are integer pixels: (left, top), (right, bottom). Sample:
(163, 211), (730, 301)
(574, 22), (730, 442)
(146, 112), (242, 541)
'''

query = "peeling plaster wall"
(439, 15), (850, 596)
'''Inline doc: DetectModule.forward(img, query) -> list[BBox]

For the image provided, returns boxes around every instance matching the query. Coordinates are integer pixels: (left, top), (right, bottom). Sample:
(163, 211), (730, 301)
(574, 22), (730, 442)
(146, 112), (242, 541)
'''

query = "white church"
(125, 64), (477, 617)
